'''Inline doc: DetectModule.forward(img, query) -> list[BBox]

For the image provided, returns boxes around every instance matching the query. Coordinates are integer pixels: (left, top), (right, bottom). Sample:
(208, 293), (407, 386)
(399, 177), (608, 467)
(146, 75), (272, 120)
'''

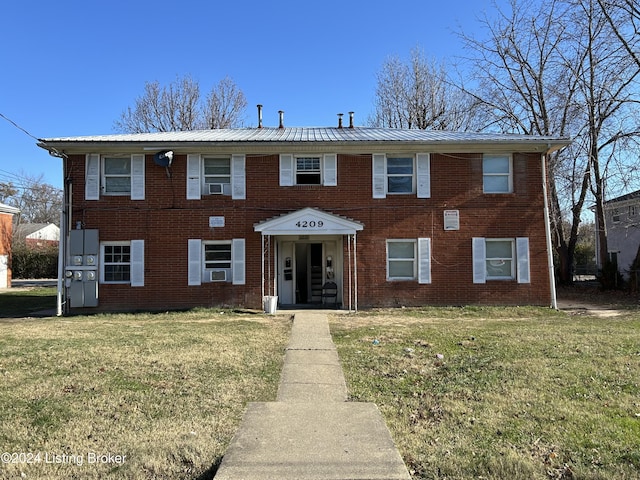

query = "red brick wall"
(65, 150), (552, 311)
(1, 212), (13, 287)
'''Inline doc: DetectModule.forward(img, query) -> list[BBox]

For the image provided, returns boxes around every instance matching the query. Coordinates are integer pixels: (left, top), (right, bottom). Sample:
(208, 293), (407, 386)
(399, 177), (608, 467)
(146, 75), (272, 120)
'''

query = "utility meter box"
(67, 229), (99, 307)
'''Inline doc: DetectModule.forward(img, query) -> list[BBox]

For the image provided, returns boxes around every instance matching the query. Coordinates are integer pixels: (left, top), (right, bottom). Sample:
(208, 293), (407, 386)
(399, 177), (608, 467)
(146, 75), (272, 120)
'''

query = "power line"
(0, 111), (40, 142)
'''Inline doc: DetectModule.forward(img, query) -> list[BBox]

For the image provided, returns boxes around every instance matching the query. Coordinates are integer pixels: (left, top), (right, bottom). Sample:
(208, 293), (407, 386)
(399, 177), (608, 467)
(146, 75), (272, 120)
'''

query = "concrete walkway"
(213, 312), (411, 480)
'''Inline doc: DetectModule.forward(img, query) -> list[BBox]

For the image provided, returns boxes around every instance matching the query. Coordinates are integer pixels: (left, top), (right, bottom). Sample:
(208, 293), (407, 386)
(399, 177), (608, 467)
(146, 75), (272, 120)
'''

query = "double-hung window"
(296, 156), (322, 185)
(386, 238), (432, 283)
(473, 237), (530, 283)
(102, 243), (131, 283)
(386, 157), (414, 194)
(387, 240), (416, 279)
(483, 154), (513, 193)
(186, 154), (245, 199)
(100, 240), (145, 286)
(204, 242), (232, 269)
(372, 153), (430, 198)
(85, 154), (145, 200)
(203, 242), (232, 282)
(279, 154), (337, 186)
(188, 239), (245, 285)
(485, 239), (515, 279)
(203, 156), (231, 194)
(103, 156), (132, 194)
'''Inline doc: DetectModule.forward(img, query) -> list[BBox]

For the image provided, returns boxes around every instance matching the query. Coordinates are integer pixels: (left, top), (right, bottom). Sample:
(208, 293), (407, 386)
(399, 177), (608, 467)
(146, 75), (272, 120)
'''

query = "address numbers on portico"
(295, 220), (324, 228)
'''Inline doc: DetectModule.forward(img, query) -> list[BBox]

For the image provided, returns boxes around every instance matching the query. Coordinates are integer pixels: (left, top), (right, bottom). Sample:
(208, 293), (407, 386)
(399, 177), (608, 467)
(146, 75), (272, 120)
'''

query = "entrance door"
(277, 238), (340, 307)
(295, 243), (323, 304)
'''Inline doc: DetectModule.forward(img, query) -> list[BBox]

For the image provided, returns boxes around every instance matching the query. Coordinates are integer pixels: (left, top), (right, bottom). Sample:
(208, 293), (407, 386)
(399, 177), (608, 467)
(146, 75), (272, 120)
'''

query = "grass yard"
(331, 306), (640, 480)
(0, 286), (57, 317)
(0, 308), (291, 479)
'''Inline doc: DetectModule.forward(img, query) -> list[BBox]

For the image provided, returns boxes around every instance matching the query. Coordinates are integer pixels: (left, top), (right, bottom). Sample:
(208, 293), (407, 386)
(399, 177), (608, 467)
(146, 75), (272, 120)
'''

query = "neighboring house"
(0, 203), (20, 288)
(14, 223), (60, 249)
(39, 115), (570, 313)
(594, 189), (640, 279)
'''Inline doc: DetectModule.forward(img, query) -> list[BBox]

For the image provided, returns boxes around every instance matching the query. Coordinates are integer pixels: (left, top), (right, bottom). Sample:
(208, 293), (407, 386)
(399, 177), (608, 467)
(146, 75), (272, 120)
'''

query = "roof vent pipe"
(278, 110), (284, 129)
(349, 111), (354, 128)
(257, 104), (263, 128)
(337, 113), (344, 128)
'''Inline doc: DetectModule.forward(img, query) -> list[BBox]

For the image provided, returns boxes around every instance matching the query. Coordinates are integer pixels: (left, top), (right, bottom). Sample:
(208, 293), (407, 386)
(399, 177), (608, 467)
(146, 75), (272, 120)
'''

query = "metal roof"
(40, 127), (570, 146)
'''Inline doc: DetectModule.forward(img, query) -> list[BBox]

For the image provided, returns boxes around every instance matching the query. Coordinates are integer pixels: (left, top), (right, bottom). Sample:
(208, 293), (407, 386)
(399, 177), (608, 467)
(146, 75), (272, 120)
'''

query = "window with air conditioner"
(204, 242), (231, 282)
(203, 156), (231, 195)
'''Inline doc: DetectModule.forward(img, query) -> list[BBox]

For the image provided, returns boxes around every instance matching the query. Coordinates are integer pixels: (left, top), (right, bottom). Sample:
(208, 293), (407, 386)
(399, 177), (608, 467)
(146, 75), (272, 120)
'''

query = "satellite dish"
(153, 150), (174, 167)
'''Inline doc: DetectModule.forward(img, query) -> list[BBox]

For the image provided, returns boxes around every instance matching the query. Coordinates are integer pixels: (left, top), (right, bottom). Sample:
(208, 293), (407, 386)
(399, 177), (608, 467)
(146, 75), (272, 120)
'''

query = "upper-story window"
(372, 153), (430, 199)
(483, 154), (513, 193)
(85, 154), (145, 200)
(386, 157), (414, 194)
(203, 156), (231, 195)
(279, 154), (337, 186)
(186, 154), (245, 200)
(103, 156), (132, 194)
(296, 156), (321, 185)
(611, 208), (621, 223)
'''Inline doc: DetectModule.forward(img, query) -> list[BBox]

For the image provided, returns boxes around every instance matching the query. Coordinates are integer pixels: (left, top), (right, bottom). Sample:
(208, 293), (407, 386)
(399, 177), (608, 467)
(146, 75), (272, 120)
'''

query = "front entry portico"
(254, 208), (364, 311)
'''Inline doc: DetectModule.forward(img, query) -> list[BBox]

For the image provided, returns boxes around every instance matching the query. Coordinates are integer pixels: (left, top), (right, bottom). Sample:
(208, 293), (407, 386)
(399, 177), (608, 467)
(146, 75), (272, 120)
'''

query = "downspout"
(541, 152), (557, 309)
(347, 234), (352, 312)
(57, 162), (71, 315)
(260, 233), (265, 301)
(353, 232), (358, 312)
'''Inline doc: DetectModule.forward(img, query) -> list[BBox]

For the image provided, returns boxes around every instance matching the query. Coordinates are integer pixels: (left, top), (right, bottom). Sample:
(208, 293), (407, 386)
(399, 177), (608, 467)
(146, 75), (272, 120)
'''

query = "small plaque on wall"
(209, 216), (225, 228)
(444, 210), (460, 231)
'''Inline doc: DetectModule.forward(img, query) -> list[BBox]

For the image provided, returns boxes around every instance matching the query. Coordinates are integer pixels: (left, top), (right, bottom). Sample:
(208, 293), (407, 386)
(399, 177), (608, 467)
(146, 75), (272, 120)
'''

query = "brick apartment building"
(0, 202), (20, 289)
(39, 117), (570, 314)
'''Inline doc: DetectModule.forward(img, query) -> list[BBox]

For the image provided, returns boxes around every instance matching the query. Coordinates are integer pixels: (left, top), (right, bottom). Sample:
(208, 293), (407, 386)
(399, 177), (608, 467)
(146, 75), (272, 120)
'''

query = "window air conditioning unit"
(210, 270), (227, 282)
(208, 183), (224, 195)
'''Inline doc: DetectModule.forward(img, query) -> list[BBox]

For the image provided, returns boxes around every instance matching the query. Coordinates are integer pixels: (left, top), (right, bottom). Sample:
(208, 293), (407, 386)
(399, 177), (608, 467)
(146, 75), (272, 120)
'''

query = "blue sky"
(1, 0), (506, 190)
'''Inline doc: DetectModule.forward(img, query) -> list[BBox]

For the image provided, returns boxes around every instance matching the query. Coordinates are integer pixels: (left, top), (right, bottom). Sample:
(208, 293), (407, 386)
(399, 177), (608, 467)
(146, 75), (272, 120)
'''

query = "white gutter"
(541, 152), (557, 309)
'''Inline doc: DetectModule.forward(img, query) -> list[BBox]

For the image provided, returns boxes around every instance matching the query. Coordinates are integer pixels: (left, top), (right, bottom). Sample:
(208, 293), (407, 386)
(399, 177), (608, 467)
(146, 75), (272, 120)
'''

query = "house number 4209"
(295, 220), (324, 228)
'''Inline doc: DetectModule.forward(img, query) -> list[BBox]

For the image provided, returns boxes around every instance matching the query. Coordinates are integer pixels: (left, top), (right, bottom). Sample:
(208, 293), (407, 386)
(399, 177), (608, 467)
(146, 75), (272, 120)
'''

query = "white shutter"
(130, 240), (144, 287)
(232, 238), (245, 285)
(280, 154), (294, 186)
(418, 237), (431, 284)
(416, 153), (431, 198)
(188, 239), (202, 286)
(85, 154), (100, 200)
(516, 237), (531, 284)
(231, 154), (246, 199)
(372, 154), (386, 198)
(130, 154), (145, 200)
(472, 237), (486, 284)
(186, 154), (201, 199)
(323, 153), (337, 186)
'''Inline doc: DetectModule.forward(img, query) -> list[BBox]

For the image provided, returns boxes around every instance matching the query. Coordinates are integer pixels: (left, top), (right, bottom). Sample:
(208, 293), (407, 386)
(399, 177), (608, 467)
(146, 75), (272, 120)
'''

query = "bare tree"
(369, 48), (478, 130)
(203, 76), (248, 129)
(1, 173), (62, 225)
(115, 74), (247, 133)
(596, 0), (640, 69)
(567, 0), (640, 273)
(459, 0), (640, 283)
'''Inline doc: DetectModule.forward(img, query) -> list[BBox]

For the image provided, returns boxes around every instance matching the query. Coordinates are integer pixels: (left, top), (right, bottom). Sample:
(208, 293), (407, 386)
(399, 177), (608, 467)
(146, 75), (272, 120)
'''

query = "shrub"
(11, 245), (58, 279)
